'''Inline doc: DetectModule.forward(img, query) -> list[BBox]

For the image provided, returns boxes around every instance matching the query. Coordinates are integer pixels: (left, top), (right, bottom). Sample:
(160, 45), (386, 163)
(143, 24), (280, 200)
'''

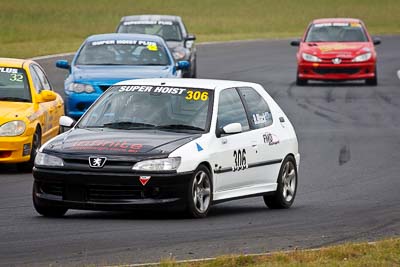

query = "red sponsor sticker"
(71, 140), (143, 153)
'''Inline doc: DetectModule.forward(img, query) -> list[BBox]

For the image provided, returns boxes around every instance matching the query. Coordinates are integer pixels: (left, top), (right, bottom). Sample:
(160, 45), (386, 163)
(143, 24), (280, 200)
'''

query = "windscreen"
(75, 39), (170, 66)
(305, 22), (368, 42)
(118, 21), (183, 42)
(78, 85), (213, 133)
(0, 67), (31, 102)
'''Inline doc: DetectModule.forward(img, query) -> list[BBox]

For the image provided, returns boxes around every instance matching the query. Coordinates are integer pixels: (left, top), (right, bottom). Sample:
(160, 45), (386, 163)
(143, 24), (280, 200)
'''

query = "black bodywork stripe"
(214, 158), (282, 174)
(248, 159), (282, 168)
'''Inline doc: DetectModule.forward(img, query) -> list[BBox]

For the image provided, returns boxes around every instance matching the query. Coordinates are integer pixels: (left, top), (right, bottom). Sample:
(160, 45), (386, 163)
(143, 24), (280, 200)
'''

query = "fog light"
(76, 102), (86, 111)
(0, 151), (12, 158)
(23, 143), (31, 156)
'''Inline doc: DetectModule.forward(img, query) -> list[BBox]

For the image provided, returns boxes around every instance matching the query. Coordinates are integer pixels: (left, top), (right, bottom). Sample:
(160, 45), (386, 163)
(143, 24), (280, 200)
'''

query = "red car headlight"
(302, 53), (322, 62)
(352, 52), (372, 62)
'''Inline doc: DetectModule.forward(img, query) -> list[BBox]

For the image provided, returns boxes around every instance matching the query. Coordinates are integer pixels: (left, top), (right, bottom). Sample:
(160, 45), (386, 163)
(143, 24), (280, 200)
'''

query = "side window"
(32, 65), (52, 90)
(29, 66), (43, 94)
(238, 87), (273, 128)
(217, 88), (250, 131)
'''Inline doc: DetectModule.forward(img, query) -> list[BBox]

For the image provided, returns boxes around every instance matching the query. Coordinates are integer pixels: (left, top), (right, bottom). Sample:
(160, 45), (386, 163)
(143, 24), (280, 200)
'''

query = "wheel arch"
(35, 123), (42, 137)
(285, 153), (297, 165)
(196, 161), (214, 191)
(197, 161), (213, 176)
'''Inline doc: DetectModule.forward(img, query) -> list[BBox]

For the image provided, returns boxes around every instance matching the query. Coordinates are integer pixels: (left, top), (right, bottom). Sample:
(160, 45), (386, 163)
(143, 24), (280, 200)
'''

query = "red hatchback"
(291, 18), (381, 86)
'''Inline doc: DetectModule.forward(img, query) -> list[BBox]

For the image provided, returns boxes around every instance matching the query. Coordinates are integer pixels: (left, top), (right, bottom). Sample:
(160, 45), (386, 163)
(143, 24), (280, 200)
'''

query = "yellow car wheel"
(17, 128), (41, 172)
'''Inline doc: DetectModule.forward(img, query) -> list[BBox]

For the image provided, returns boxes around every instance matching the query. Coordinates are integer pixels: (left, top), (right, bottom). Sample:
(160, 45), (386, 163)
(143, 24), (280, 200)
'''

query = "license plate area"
(64, 185), (87, 202)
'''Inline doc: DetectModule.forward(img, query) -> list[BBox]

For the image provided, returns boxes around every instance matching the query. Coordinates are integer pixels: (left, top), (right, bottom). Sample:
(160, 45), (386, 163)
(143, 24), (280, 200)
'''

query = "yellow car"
(0, 58), (64, 171)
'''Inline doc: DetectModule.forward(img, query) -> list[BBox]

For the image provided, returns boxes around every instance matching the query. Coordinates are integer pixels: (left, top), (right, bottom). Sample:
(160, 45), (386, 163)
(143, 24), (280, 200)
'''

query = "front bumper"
(33, 167), (194, 211)
(65, 92), (101, 119)
(298, 61), (376, 81)
(0, 135), (32, 163)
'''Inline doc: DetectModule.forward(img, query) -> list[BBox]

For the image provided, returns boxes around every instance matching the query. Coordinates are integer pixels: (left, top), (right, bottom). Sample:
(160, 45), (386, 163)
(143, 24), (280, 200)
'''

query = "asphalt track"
(1, 36), (400, 266)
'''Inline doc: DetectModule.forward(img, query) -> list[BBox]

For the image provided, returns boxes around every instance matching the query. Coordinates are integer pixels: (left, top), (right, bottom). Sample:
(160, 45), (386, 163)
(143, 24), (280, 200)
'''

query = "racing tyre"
(186, 165), (212, 218)
(17, 128), (41, 172)
(264, 155), (297, 209)
(365, 68), (378, 86)
(33, 183), (68, 217)
(191, 58), (197, 78)
(296, 74), (308, 86)
(183, 58), (197, 78)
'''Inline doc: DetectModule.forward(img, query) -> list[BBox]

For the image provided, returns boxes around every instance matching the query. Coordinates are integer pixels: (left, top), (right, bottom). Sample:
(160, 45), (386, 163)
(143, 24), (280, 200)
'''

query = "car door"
(237, 87), (283, 185)
(30, 65), (57, 142)
(210, 88), (259, 196)
(35, 64), (63, 134)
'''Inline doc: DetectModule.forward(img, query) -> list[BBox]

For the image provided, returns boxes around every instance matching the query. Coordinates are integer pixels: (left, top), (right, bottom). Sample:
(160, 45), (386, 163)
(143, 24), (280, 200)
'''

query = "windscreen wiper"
(156, 124), (204, 132)
(102, 121), (157, 129)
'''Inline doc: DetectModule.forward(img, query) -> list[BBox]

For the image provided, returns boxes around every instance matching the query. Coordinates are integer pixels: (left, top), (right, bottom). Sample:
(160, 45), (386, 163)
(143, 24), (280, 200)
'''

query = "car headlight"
(352, 52), (372, 62)
(172, 47), (187, 60)
(34, 152), (64, 167)
(132, 157), (181, 171)
(67, 83), (95, 93)
(302, 53), (322, 62)
(0, 120), (26, 136)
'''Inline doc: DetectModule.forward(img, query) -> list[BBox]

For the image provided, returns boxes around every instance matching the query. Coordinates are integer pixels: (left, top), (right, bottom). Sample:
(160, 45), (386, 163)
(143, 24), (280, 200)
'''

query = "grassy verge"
(1, 0), (400, 58)
(157, 238), (400, 267)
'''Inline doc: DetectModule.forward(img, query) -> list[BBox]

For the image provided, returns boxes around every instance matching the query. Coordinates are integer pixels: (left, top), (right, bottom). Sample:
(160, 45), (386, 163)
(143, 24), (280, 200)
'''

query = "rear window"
(118, 21), (183, 42)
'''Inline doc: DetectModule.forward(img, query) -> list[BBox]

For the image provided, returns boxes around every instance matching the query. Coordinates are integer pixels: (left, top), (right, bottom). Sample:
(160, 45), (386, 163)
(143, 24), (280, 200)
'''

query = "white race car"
(33, 79), (300, 218)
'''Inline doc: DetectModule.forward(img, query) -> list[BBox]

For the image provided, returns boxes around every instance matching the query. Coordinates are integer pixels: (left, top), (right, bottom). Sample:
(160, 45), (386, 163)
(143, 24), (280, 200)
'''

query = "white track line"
(30, 52), (75, 61)
(103, 242), (378, 267)
(29, 38), (294, 60)
(397, 70), (400, 80)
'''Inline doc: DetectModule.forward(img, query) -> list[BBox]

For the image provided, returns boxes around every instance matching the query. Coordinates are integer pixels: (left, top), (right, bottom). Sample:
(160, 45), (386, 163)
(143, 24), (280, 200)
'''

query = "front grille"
(63, 158), (135, 167)
(313, 68), (360, 75)
(87, 184), (152, 201)
(39, 182), (172, 202)
(320, 58), (352, 64)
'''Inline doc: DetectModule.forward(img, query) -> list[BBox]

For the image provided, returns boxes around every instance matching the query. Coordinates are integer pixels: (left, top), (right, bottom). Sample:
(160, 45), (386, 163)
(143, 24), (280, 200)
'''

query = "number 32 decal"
(232, 149), (247, 172)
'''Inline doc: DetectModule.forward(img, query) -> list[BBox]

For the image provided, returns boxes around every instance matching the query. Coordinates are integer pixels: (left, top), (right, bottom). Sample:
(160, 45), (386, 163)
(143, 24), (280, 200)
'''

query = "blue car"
(56, 33), (189, 119)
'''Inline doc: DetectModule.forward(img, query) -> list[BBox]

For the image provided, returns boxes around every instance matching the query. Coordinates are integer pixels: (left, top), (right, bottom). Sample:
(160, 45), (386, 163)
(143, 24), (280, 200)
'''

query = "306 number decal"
(186, 90), (208, 101)
(232, 149), (247, 171)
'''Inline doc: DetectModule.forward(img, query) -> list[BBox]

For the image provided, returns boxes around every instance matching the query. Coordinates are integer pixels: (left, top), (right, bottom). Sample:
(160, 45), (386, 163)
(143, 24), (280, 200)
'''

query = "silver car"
(116, 15), (197, 78)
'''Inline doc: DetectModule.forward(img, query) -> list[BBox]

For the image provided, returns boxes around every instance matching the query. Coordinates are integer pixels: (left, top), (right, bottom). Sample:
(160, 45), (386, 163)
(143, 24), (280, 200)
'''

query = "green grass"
(1, 0), (400, 58)
(156, 238), (400, 267)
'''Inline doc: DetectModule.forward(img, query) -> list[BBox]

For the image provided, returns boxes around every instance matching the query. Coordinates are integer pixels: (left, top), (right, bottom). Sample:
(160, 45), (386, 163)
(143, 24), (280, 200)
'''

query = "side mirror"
(373, 37), (381, 45)
(37, 90), (57, 102)
(216, 122), (242, 137)
(59, 116), (76, 128)
(184, 34), (196, 48)
(185, 34), (196, 41)
(290, 39), (301, 46)
(223, 123), (242, 134)
(56, 60), (70, 70)
(176, 60), (190, 70)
